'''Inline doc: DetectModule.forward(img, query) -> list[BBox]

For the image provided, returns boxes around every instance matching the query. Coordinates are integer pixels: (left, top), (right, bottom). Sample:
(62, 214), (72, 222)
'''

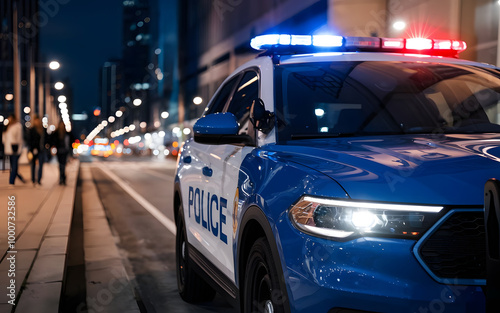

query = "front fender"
(234, 149), (349, 313)
(236, 205), (291, 313)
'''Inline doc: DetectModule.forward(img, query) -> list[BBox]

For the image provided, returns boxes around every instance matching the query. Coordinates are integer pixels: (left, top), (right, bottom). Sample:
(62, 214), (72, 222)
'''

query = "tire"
(175, 210), (216, 303)
(244, 238), (286, 313)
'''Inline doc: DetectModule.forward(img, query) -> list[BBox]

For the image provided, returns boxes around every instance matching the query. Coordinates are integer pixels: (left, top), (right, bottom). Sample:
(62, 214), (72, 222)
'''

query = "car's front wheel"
(244, 237), (286, 313)
(175, 210), (216, 303)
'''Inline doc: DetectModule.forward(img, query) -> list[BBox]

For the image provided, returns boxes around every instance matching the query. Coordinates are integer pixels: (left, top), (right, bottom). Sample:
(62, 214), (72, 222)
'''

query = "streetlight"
(393, 21), (407, 31)
(5, 94), (13, 101)
(27, 60), (62, 122)
(49, 61), (60, 70)
(193, 96), (203, 105)
(133, 98), (142, 106)
(36, 60), (61, 126)
(161, 111), (169, 119)
(54, 82), (64, 90)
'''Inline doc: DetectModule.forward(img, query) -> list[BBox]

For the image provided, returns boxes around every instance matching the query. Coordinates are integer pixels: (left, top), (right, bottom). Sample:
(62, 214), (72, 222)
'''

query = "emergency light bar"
(250, 34), (467, 57)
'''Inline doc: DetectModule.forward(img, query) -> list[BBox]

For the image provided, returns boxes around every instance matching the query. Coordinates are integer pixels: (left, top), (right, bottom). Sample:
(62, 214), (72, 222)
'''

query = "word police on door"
(188, 186), (228, 244)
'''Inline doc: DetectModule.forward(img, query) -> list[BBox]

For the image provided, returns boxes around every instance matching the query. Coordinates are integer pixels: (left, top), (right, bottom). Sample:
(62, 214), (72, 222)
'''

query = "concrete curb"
(80, 164), (141, 313)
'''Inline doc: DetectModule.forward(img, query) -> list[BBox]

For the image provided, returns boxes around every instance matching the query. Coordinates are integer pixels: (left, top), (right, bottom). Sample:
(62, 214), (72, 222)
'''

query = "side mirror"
(250, 99), (274, 134)
(193, 113), (252, 145)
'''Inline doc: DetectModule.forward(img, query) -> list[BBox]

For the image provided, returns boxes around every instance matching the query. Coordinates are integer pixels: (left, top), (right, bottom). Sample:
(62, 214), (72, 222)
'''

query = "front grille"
(417, 210), (486, 282)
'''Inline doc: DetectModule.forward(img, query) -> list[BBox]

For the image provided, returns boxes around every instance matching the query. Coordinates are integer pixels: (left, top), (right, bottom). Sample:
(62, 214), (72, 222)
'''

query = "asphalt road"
(88, 156), (237, 313)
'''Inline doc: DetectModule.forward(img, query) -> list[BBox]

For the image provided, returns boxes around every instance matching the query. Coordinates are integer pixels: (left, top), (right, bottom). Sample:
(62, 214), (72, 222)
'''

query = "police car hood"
(269, 134), (500, 206)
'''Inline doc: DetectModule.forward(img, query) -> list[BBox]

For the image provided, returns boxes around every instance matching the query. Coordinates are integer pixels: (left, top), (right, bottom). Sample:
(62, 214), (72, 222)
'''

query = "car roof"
(274, 52), (498, 68)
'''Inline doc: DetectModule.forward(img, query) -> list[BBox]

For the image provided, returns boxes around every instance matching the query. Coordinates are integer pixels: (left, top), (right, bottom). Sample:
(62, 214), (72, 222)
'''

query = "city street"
(2, 0), (498, 311)
(82, 156), (236, 313)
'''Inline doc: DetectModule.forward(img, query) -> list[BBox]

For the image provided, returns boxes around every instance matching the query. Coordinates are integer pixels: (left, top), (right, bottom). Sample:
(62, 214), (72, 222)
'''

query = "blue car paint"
(233, 148), (349, 285)
(268, 134), (500, 205)
(277, 214), (485, 313)
(194, 112), (240, 135)
(232, 135), (492, 312)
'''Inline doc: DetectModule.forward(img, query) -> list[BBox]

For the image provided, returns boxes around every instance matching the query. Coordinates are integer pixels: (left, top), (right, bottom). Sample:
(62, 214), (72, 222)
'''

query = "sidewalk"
(0, 159), (78, 313)
(0, 158), (142, 313)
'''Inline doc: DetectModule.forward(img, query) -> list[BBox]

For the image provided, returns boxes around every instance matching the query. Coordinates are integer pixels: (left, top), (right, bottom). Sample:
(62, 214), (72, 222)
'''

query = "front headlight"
(289, 196), (444, 240)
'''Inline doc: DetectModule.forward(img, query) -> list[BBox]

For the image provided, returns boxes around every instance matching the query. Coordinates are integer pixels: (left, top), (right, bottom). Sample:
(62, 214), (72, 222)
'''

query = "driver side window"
(205, 76), (240, 115)
(226, 71), (259, 135)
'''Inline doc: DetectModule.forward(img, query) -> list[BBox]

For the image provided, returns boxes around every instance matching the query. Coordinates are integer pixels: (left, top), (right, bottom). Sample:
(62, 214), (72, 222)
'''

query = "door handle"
(202, 166), (213, 177)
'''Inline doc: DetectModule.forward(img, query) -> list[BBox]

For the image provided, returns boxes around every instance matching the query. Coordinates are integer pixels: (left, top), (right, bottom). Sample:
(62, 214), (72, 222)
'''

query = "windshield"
(274, 61), (500, 142)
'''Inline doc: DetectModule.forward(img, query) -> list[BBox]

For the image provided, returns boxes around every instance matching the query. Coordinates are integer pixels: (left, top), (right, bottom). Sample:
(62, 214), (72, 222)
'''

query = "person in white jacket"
(2, 114), (25, 185)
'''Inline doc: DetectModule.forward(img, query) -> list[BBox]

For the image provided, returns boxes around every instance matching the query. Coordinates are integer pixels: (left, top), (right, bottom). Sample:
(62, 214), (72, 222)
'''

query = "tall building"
(328, 0), (499, 65)
(116, 0), (180, 135)
(99, 60), (123, 120)
(178, 0), (330, 121)
(122, 0), (153, 130)
(98, 0), (177, 141)
(178, 0), (500, 121)
(0, 0), (40, 119)
(98, 60), (123, 137)
(148, 0), (179, 131)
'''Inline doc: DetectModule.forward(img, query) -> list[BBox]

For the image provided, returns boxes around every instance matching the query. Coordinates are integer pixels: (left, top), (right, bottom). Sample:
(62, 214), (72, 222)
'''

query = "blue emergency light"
(250, 34), (467, 57)
(250, 34), (343, 50)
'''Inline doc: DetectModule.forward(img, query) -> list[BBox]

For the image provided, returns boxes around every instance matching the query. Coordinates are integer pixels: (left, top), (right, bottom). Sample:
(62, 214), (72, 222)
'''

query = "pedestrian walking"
(2, 114), (25, 185)
(28, 115), (47, 185)
(54, 121), (72, 185)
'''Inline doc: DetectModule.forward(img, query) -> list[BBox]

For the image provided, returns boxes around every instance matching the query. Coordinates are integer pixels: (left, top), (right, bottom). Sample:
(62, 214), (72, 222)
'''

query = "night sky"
(40, 0), (123, 116)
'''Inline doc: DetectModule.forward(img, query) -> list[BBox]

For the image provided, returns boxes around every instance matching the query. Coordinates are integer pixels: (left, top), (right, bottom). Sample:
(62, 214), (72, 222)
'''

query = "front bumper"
(278, 217), (486, 313)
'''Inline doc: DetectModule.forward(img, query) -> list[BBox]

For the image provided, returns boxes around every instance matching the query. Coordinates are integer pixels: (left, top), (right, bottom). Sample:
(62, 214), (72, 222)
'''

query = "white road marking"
(142, 168), (175, 182)
(96, 163), (177, 235)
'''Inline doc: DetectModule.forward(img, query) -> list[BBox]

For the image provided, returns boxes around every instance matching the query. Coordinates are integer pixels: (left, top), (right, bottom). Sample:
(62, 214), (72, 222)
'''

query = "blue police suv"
(174, 34), (495, 313)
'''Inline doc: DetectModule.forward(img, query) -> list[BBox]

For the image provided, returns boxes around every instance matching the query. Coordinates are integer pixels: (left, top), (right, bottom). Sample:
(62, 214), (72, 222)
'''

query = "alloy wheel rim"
(177, 226), (186, 286)
(253, 262), (273, 312)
